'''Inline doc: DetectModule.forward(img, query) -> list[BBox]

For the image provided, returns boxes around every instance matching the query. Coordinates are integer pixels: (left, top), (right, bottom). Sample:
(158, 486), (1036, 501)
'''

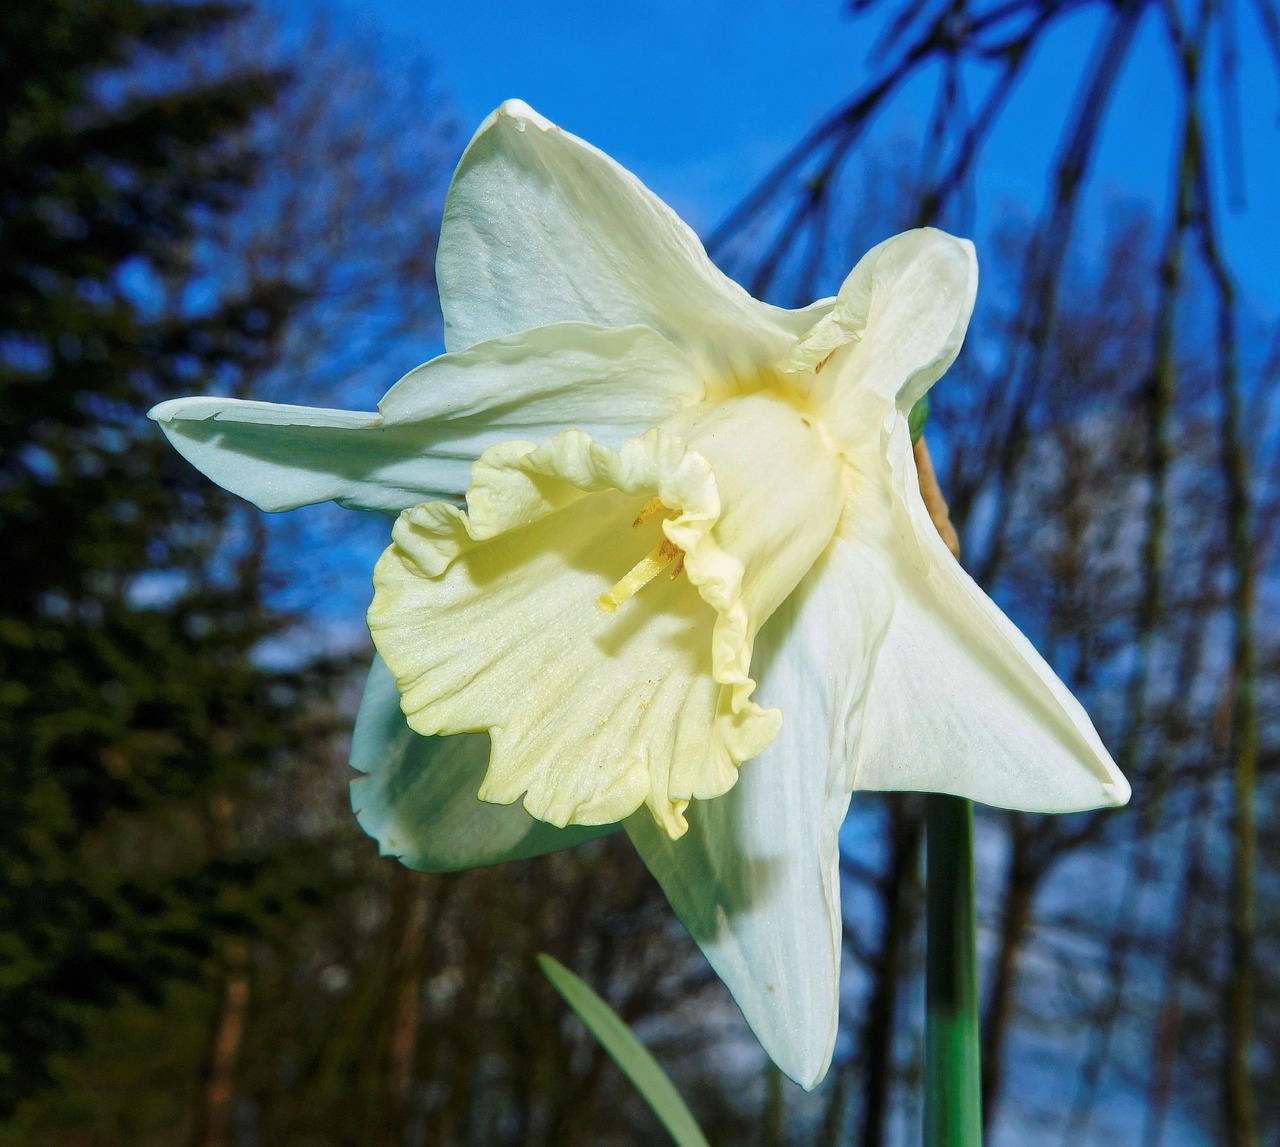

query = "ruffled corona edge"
(367, 426), (782, 838)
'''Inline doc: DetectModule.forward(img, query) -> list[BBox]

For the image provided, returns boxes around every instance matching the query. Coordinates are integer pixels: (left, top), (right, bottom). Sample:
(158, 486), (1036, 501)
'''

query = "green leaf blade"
(537, 954), (711, 1147)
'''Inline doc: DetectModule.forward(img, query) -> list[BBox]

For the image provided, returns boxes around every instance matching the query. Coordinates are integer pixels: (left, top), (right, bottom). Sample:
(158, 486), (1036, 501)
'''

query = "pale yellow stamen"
(597, 537), (683, 614)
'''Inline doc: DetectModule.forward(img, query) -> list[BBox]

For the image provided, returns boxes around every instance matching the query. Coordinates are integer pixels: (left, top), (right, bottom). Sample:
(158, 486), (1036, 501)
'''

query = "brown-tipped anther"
(632, 496), (666, 527)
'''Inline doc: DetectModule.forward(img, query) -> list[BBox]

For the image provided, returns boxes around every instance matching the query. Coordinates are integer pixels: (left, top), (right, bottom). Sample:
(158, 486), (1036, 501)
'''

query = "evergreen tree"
(0, 0), (310, 1114)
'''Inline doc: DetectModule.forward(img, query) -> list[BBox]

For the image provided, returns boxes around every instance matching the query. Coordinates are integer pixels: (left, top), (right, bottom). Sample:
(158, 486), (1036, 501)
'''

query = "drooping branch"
(1196, 137), (1261, 1147)
(966, 0), (1145, 583)
(1057, 44), (1196, 1139)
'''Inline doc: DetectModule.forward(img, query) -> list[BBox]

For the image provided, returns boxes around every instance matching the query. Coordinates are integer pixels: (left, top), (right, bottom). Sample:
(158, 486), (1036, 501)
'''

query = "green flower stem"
(924, 793), (983, 1147)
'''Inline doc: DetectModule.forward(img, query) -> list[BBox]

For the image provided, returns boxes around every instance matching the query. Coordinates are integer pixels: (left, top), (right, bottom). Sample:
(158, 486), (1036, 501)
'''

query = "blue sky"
(298, 0), (1280, 313)
(255, 0), (1280, 643)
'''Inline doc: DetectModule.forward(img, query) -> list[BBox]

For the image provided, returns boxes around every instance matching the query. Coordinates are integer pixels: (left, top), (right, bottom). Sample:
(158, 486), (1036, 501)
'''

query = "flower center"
(597, 496), (686, 613)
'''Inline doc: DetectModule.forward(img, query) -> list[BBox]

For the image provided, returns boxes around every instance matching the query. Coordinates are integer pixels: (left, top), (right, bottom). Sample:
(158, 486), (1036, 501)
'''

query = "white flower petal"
(627, 532), (894, 1090)
(847, 420), (1129, 810)
(438, 100), (814, 360)
(790, 229), (977, 447)
(774, 295), (838, 339)
(350, 656), (616, 872)
(148, 323), (703, 513)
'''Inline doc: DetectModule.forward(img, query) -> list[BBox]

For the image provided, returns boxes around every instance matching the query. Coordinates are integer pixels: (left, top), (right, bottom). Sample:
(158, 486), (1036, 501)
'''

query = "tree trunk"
(763, 1064), (787, 1147)
(1208, 150), (1259, 1147)
(192, 793), (250, 1147)
(980, 825), (1038, 1128)
(191, 938), (250, 1147)
(363, 871), (435, 1147)
(857, 800), (922, 1147)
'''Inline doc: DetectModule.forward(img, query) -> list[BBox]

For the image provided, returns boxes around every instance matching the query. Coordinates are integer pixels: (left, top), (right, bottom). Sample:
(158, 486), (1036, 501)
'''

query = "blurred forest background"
(1, 1), (1277, 1145)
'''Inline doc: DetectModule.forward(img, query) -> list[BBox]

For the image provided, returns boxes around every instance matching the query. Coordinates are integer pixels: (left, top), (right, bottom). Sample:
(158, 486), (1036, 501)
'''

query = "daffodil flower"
(150, 100), (1128, 1088)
